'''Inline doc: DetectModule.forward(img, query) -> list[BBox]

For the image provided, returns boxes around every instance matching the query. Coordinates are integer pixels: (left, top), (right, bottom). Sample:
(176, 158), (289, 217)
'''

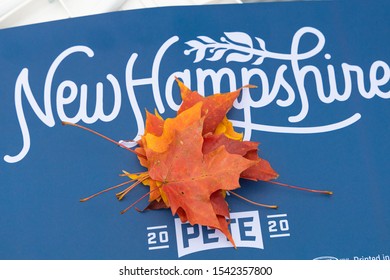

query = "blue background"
(0, 0), (389, 259)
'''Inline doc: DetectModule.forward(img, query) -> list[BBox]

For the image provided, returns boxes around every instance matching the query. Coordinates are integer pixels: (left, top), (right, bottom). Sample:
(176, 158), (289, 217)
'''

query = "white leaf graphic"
(224, 32), (253, 48)
(226, 52), (253, 63)
(256, 37), (266, 50)
(185, 40), (204, 49)
(185, 40), (207, 62)
(193, 48), (206, 63)
(197, 36), (217, 44)
(207, 49), (228, 61)
(252, 56), (265, 65)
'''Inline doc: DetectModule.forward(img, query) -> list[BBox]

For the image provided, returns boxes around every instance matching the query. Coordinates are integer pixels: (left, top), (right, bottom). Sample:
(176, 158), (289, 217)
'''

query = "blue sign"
(0, 0), (389, 260)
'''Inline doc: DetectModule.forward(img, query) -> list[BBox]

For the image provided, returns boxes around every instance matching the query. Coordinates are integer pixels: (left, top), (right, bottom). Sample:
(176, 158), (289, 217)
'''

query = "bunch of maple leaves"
(121, 79), (277, 247)
(69, 79), (330, 247)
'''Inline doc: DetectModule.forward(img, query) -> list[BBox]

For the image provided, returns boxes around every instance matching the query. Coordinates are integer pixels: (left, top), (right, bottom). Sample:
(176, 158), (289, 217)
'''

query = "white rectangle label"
(175, 210), (263, 258)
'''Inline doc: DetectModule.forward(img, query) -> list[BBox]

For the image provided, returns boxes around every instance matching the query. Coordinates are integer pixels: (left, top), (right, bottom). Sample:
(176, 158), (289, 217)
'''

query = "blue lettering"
(202, 226), (219, 244)
(238, 217), (256, 241)
(181, 223), (200, 248)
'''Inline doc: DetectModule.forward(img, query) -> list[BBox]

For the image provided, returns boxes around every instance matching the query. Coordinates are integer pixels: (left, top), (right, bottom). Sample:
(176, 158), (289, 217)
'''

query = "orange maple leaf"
(176, 78), (278, 182)
(144, 103), (255, 246)
(176, 78), (243, 136)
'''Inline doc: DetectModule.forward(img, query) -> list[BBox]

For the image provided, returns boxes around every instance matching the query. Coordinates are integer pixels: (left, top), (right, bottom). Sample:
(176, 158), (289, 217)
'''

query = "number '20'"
(148, 231), (169, 245)
(268, 219), (289, 232)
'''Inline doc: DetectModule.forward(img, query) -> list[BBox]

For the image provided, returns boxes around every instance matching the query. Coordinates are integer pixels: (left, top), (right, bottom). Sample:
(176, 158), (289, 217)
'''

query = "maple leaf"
(144, 103), (256, 246)
(176, 78), (243, 135)
(135, 101), (211, 205)
(174, 79), (278, 180)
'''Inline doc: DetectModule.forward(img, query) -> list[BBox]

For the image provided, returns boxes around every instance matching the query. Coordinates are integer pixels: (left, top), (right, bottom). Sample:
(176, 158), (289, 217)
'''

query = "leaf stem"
(268, 181), (333, 195)
(62, 121), (144, 157)
(120, 188), (160, 214)
(80, 180), (134, 202)
(116, 174), (150, 201)
(229, 191), (278, 209)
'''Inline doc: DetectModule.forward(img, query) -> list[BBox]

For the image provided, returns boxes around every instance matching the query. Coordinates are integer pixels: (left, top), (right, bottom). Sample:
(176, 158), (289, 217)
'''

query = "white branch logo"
(184, 32), (269, 65)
